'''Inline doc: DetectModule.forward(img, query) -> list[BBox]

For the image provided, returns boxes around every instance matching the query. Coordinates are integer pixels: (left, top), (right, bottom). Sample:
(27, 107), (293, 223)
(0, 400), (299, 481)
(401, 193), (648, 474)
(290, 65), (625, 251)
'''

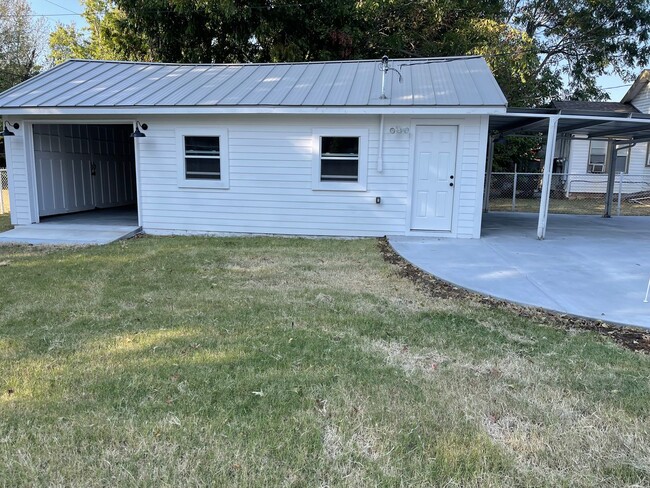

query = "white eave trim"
(0, 105), (508, 116)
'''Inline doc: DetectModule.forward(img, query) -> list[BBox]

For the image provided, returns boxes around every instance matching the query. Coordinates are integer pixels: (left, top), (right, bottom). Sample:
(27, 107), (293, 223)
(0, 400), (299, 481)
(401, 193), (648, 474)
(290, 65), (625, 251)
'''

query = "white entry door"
(410, 125), (458, 231)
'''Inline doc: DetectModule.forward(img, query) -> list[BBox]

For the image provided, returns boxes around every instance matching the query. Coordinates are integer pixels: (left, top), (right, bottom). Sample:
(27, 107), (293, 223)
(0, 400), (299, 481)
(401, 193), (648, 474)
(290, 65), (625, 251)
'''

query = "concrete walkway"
(0, 207), (141, 245)
(390, 213), (650, 329)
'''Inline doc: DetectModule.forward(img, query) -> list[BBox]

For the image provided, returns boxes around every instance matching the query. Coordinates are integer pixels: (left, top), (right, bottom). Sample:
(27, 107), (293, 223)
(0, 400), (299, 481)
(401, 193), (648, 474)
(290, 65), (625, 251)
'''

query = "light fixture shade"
(2, 121), (19, 137)
(130, 121), (148, 138)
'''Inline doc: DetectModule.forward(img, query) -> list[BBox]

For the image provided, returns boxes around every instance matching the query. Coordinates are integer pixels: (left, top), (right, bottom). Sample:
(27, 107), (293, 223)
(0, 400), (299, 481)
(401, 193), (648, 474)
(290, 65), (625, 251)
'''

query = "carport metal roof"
(490, 107), (650, 141)
(487, 108), (650, 240)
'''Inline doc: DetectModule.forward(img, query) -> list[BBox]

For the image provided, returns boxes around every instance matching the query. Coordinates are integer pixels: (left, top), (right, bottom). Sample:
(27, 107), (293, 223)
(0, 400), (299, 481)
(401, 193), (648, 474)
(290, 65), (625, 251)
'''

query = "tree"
(508, 0), (650, 100)
(47, 0), (650, 104)
(0, 0), (48, 92)
(0, 0), (48, 168)
(50, 0), (149, 64)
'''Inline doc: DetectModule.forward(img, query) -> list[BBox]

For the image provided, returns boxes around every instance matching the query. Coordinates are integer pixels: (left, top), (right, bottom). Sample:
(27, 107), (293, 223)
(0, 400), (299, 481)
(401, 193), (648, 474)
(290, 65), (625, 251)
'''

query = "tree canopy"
(0, 0), (48, 167)
(42, 0), (650, 106)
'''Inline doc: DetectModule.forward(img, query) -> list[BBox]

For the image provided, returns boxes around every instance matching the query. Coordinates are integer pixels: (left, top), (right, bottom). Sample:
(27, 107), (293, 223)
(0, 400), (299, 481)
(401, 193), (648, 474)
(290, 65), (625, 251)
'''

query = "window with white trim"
(588, 140), (629, 174)
(312, 129), (368, 191)
(646, 143), (650, 167)
(177, 129), (229, 189)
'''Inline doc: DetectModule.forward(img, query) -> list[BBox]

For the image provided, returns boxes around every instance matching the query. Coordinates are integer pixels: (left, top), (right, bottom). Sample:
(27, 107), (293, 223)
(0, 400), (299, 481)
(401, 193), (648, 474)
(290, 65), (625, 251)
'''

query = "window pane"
(185, 136), (220, 156)
(186, 157), (220, 179)
(321, 159), (358, 181)
(321, 137), (359, 156)
(615, 148), (628, 173)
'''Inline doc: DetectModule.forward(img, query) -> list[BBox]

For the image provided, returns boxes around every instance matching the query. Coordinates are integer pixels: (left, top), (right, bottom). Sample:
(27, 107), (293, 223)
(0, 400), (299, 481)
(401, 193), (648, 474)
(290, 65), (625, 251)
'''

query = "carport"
(487, 108), (650, 238)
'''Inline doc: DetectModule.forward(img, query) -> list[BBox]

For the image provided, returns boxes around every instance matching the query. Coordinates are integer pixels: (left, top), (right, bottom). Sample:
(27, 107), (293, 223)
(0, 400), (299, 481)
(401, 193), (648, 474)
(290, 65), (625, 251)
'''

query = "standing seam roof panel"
(429, 63), (460, 105)
(184, 66), (245, 105)
(279, 64), (326, 105)
(0, 62), (72, 105)
(0, 57), (508, 109)
(97, 65), (171, 106)
(90, 64), (159, 106)
(191, 66), (261, 105)
(138, 66), (216, 105)
(240, 64), (292, 105)
(48, 63), (136, 107)
(258, 64), (307, 105)
(344, 63), (376, 105)
(130, 66), (197, 107)
(446, 61), (483, 106)
(70, 66), (151, 106)
(302, 63), (343, 106)
(128, 65), (198, 106)
(19, 62), (107, 107)
(218, 65), (280, 105)
(325, 63), (360, 105)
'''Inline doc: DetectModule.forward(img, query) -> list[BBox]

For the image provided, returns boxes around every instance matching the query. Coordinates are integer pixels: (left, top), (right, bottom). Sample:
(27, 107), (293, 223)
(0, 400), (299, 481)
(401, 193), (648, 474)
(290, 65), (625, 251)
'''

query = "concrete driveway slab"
(389, 213), (650, 329)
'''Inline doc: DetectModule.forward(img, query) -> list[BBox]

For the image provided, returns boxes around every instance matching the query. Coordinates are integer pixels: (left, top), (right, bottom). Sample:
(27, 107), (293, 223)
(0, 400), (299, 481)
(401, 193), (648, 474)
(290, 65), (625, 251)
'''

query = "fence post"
(617, 172), (623, 217)
(0, 170), (4, 215)
(511, 164), (517, 211)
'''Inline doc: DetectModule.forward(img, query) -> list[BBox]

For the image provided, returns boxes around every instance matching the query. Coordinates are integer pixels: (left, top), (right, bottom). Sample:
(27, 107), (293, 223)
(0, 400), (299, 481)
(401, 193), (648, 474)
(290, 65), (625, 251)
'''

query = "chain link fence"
(486, 171), (650, 216)
(1, 169), (9, 215)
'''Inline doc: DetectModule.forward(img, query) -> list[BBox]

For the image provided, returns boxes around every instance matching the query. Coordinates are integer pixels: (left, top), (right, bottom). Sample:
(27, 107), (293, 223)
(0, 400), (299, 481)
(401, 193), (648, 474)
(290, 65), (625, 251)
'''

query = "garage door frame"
(23, 119), (142, 225)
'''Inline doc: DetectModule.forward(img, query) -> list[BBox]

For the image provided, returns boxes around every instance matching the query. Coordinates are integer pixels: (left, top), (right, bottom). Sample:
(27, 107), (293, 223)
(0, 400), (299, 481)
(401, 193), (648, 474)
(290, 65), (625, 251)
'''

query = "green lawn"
(0, 213), (11, 232)
(489, 197), (650, 216)
(1, 236), (649, 486)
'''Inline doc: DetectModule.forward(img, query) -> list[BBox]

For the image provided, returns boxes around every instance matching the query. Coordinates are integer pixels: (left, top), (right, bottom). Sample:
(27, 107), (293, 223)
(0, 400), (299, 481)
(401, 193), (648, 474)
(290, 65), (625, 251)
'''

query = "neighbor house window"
(312, 129), (368, 191)
(588, 140), (629, 174)
(646, 144), (650, 167)
(177, 129), (229, 189)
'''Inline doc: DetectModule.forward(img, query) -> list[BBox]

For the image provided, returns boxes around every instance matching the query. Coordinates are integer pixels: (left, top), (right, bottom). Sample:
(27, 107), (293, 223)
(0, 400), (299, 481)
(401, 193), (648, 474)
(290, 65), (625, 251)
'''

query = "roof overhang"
(489, 107), (650, 141)
(0, 105), (507, 117)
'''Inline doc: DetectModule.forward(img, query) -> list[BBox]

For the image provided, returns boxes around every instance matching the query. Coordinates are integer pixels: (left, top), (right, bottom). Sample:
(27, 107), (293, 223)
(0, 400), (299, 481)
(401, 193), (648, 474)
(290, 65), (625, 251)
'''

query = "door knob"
(450, 175), (454, 179)
(449, 182), (454, 187)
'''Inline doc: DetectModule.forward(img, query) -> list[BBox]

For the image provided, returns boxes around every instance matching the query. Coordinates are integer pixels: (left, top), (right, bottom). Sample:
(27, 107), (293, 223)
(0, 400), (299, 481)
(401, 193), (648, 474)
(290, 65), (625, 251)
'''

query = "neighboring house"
(551, 96), (650, 196)
(0, 57), (506, 238)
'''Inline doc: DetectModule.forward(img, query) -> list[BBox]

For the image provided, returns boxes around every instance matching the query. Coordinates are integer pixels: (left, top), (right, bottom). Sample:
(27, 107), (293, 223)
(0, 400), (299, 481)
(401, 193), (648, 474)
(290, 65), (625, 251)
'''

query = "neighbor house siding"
(566, 137), (650, 194)
(631, 84), (650, 113)
(137, 114), (488, 238)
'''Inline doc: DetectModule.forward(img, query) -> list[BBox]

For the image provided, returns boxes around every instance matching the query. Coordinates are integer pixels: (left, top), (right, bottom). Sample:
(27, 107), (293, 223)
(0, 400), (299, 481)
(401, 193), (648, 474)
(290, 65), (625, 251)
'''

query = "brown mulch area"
(378, 237), (650, 354)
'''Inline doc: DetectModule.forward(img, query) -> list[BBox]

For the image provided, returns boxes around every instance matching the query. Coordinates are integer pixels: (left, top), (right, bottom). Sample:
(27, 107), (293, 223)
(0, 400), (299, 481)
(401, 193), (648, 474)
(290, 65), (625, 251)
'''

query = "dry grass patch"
(0, 235), (649, 486)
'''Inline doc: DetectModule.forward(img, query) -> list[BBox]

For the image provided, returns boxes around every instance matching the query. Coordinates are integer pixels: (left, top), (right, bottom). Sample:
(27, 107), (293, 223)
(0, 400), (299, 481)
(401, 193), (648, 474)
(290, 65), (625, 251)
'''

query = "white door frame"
(406, 118), (463, 237)
(23, 119), (141, 225)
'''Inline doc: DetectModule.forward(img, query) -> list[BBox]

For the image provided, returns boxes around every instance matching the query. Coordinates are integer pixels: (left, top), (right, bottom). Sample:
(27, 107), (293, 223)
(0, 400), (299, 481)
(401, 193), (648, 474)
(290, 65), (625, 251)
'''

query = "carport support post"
(604, 140), (618, 218)
(537, 116), (559, 240)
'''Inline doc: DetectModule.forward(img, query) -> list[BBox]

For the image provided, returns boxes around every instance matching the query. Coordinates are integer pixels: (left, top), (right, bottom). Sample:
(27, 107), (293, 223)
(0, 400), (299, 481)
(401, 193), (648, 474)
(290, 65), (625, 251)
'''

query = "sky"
(28, 0), (636, 102)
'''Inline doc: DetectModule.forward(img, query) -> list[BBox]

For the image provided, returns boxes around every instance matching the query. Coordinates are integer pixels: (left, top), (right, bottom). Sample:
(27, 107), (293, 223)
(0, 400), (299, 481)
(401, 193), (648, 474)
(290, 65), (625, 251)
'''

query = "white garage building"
(0, 57), (507, 242)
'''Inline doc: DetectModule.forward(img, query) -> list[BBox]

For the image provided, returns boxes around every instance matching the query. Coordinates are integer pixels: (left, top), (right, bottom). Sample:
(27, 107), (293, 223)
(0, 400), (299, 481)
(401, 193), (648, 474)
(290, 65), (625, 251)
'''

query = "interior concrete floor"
(390, 212), (650, 329)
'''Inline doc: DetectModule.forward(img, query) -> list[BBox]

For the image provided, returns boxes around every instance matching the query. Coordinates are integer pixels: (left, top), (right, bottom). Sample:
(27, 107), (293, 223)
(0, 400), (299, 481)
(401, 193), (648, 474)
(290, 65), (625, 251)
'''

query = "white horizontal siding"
(5, 125), (32, 224)
(137, 114), (488, 237)
(631, 84), (650, 114)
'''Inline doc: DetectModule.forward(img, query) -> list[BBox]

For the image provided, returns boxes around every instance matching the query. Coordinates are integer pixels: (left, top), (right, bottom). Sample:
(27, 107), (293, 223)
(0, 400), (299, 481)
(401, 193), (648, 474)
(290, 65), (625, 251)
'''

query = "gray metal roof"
(0, 57), (507, 110)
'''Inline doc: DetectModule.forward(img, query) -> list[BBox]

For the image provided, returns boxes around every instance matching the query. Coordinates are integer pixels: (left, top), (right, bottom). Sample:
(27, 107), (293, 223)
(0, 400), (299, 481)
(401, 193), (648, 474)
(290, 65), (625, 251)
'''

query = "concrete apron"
(389, 212), (650, 330)
(0, 223), (142, 245)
